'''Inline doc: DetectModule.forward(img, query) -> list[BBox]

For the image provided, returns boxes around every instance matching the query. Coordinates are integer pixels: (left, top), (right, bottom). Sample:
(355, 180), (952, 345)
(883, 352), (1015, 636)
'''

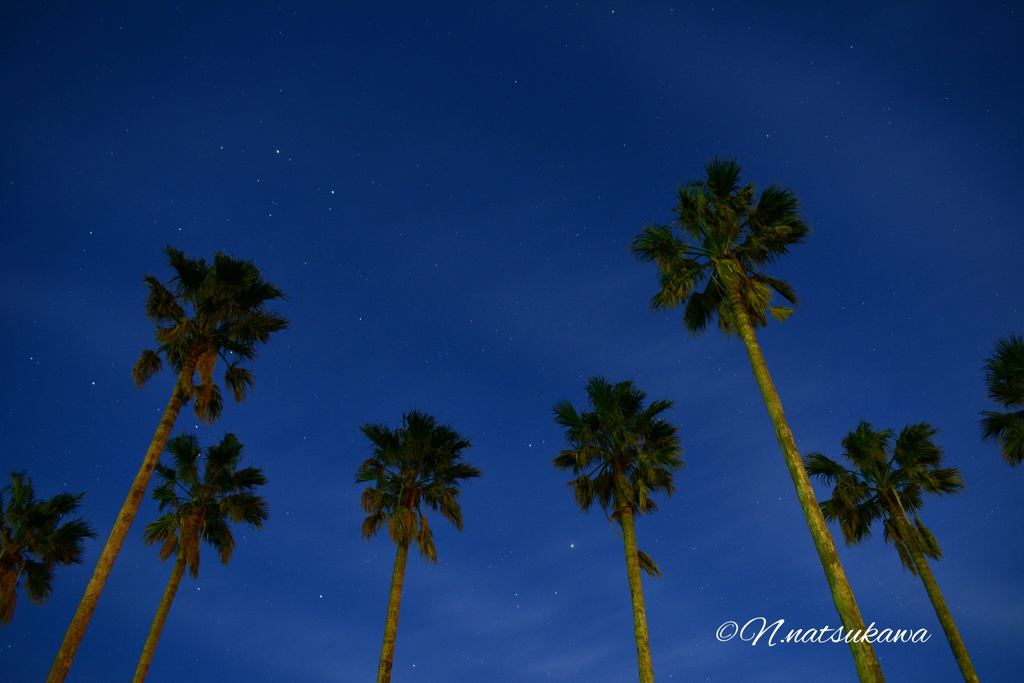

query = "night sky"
(2, 3), (1022, 682)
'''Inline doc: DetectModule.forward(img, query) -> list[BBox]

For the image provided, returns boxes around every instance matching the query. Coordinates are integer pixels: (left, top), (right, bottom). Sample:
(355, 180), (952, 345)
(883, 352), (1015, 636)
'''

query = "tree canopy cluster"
(6, 162), (1014, 683)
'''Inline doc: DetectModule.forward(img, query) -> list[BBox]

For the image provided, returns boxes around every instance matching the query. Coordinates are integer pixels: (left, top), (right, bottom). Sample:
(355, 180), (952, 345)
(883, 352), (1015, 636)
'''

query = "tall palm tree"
(552, 377), (682, 683)
(981, 333), (1024, 465)
(356, 410), (480, 683)
(49, 247), (287, 683)
(631, 159), (885, 683)
(805, 422), (978, 683)
(132, 433), (269, 683)
(1, 473), (94, 626)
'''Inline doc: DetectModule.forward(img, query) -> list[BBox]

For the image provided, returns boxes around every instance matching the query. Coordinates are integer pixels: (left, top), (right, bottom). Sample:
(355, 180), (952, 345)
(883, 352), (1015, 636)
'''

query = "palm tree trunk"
(132, 554), (186, 683)
(899, 523), (979, 682)
(377, 540), (410, 683)
(618, 505), (655, 683)
(47, 380), (189, 683)
(728, 291), (885, 683)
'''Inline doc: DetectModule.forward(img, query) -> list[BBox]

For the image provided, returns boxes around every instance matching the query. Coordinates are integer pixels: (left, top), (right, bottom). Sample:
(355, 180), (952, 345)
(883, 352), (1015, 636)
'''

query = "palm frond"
(132, 349), (163, 388)
(637, 550), (662, 579)
(361, 509), (386, 540)
(742, 185), (811, 266)
(759, 275), (799, 306)
(980, 334), (1024, 465)
(46, 520), (93, 566)
(164, 246), (208, 293)
(223, 364), (255, 402)
(630, 226), (704, 311)
(886, 520), (918, 575)
(984, 334), (1024, 408)
(980, 410), (1024, 465)
(193, 381), (223, 425)
(23, 560), (54, 604)
(682, 284), (724, 336)
(912, 517), (942, 560)
(415, 514), (437, 564)
(568, 474), (597, 512)
(804, 452), (849, 485)
(704, 158), (743, 202)
(143, 275), (184, 322)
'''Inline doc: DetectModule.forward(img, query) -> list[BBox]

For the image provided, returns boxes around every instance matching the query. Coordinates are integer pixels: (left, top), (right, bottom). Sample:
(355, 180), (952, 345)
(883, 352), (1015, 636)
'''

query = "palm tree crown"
(981, 334), (1024, 466)
(804, 421), (963, 574)
(144, 433), (269, 578)
(805, 421), (979, 683)
(356, 411), (480, 562)
(132, 246), (289, 424)
(553, 377), (683, 521)
(630, 158), (810, 335)
(0, 473), (95, 626)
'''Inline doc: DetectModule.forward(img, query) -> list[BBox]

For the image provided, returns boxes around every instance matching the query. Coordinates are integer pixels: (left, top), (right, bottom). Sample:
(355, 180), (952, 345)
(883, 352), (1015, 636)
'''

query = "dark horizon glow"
(1, 4), (1021, 682)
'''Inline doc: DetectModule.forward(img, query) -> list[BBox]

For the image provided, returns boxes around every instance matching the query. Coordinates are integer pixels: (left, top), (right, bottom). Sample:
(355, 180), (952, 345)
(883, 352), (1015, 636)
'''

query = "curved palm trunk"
(897, 522), (978, 682)
(729, 293), (885, 683)
(377, 540), (410, 683)
(48, 381), (189, 683)
(132, 554), (186, 683)
(618, 505), (655, 683)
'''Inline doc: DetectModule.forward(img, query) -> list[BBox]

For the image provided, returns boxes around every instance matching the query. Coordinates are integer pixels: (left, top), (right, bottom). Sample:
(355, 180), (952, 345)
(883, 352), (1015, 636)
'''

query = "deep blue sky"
(2, 3), (1021, 682)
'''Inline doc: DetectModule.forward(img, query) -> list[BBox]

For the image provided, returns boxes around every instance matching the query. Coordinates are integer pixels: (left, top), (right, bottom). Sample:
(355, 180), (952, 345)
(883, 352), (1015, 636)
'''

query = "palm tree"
(356, 410), (480, 683)
(48, 247), (286, 683)
(1, 473), (94, 626)
(981, 334), (1024, 465)
(132, 433), (268, 683)
(805, 422), (978, 683)
(552, 377), (682, 683)
(631, 159), (885, 683)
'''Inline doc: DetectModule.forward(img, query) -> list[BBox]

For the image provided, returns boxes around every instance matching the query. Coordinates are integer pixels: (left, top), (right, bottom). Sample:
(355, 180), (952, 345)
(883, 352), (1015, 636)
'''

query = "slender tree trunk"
(897, 519), (979, 682)
(618, 505), (655, 683)
(132, 554), (186, 683)
(728, 292), (885, 683)
(47, 381), (188, 683)
(377, 540), (410, 683)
